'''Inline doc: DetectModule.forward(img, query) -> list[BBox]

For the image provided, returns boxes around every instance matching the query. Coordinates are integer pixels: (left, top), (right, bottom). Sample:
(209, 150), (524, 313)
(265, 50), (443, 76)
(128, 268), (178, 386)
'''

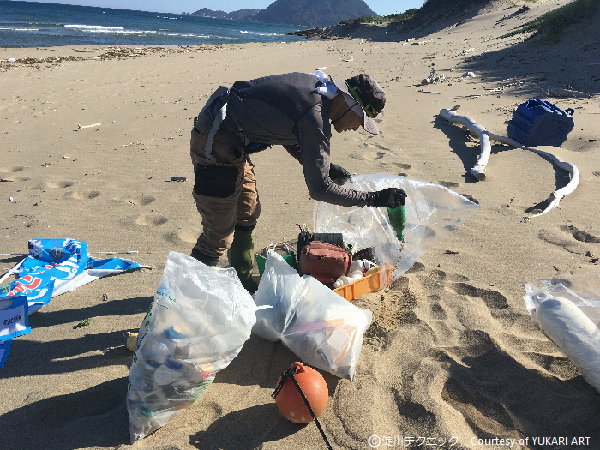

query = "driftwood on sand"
(440, 107), (579, 217)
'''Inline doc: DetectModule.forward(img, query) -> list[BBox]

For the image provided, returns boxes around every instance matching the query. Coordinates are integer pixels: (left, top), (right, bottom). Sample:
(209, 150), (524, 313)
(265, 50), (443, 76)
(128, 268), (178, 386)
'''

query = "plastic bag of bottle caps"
(126, 251), (257, 443)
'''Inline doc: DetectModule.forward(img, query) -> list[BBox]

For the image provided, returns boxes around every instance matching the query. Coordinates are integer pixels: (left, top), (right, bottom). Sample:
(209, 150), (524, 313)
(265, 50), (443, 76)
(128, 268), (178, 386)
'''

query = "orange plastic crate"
(333, 263), (394, 301)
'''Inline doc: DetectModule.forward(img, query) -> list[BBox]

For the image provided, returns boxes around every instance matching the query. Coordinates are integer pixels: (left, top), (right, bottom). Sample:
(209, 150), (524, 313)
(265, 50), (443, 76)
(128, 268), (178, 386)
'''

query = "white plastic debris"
(439, 107), (579, 217)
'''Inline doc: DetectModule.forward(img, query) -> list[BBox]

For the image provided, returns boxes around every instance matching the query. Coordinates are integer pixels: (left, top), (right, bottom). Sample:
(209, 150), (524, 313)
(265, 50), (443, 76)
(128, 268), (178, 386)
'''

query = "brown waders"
(189, 94), (261, 292)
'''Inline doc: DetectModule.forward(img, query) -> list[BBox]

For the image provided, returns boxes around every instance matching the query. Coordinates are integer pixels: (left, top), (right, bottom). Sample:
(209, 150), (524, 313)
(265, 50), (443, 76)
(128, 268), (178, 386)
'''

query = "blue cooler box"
(507, 99), (574, 147)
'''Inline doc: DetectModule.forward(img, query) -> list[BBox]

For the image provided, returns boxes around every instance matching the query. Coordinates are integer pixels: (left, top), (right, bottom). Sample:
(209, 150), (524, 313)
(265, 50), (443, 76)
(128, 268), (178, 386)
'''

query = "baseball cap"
(331, 74), (386, 134)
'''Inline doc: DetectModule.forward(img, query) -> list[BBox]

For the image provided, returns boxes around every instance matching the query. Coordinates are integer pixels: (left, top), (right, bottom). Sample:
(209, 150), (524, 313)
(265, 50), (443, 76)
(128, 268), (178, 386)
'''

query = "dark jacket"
(223, 72), (369, 207)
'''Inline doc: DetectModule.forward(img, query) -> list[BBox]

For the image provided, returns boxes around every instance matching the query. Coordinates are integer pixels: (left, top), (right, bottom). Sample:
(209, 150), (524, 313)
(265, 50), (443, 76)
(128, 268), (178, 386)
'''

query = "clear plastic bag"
(524, 274), (600, 393)
(253, 251), (372, 381)
(126, 252), (257, 443)
(314, 174), (480, 281)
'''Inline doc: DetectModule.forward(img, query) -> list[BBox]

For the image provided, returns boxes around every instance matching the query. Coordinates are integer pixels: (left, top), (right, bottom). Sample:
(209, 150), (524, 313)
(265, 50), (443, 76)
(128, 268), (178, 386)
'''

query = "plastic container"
(333, 263), (393, 301)
(255, 252), (296, 276)
(507, 99), (574, 147)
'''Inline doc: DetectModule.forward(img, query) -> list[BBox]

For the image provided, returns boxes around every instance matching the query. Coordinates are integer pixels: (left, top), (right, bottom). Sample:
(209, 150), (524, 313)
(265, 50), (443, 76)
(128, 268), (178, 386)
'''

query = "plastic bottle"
(534, 294), (600, 392)
(387, 205), (406, 241)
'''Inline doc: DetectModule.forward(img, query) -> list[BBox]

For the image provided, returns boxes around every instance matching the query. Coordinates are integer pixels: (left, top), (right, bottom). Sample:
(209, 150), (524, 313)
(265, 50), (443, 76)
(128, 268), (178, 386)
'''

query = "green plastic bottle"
(387, 205), (406, 241)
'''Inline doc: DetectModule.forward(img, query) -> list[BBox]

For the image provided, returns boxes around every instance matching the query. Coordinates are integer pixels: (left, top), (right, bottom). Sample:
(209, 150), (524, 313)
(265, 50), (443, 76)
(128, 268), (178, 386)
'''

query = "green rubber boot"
(227, 226), (258, 293)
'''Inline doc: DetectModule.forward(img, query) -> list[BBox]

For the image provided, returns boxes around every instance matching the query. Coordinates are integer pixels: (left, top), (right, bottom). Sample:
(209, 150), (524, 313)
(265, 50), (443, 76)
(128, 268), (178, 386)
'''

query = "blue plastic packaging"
(507, 99), (574, 147)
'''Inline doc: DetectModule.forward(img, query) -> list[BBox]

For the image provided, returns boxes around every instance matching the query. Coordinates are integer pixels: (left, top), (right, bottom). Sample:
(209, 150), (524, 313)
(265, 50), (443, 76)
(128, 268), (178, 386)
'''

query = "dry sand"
(1, 0), (599, 448)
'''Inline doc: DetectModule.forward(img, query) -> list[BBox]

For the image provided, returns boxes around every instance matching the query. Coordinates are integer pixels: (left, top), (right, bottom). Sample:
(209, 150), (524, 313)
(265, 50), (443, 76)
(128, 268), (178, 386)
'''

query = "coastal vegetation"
(190, 0), (598, 44)
(332, 0), (598, 46)
(337, 9), (419, 25)
(500, 0), (600, 44)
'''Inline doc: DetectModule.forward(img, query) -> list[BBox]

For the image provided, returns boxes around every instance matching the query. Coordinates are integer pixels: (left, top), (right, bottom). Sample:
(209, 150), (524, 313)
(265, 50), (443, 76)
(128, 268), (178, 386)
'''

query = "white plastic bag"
(314, 174), (480, 281)
(524, 274), (600, 393)
(253, 251), (372, 381)
(126, 252), (257, 442)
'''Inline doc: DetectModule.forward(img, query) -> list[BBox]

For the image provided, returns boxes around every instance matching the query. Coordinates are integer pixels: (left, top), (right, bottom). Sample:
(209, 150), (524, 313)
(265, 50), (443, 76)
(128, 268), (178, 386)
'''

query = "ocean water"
(0, 1), (305, 47)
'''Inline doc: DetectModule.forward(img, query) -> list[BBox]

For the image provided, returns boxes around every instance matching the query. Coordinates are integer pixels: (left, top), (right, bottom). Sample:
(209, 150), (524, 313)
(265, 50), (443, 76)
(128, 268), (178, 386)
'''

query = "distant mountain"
(189, 8), (260, 20)
(190, 8), (228, 19)
(227, 9), (261, 20)
(253, 0), (377, 27)
(190, 0), (377, 27)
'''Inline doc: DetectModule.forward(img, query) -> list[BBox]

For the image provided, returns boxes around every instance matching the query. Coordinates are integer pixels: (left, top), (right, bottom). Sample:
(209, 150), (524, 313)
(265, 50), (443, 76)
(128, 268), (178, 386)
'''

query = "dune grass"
(500, 0), (600, 44)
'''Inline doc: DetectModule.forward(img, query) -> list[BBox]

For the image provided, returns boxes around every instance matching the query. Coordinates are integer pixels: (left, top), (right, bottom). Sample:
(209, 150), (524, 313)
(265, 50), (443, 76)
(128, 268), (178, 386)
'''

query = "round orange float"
(274, 362), (328, 423)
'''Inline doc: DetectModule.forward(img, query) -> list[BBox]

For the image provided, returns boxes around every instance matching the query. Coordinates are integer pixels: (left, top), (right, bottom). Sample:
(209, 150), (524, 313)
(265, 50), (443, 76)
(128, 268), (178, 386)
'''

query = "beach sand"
(1, 0), (600, 448)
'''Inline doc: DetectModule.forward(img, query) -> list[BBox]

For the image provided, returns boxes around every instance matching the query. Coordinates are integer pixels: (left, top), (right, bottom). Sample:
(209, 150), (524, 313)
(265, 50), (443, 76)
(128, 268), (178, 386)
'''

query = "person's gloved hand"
(329, 163), (352, 186)
(368, 188), (407, 208)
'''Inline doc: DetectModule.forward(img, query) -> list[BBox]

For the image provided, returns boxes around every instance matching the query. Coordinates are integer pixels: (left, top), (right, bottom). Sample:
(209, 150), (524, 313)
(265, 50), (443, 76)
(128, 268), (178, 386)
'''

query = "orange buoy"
(274, 362), (328, 423)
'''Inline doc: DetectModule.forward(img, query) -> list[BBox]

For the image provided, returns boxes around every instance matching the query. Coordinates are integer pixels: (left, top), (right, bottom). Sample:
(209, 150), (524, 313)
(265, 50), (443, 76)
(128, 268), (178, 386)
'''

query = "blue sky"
(16, 0), (426, 17)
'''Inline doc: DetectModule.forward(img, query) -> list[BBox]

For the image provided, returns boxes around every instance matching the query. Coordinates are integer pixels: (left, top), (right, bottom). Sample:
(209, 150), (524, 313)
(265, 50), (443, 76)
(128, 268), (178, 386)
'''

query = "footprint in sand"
(126, 194), (155, 206)
(0, 166), (25, 173)
(399, 266), (557, 439)
(46, 181), (74, 189)
(334, 265), (542, 446)
(440, 326), (585, 441)
(349, 147), (412, 175)
(560, 224), (600, 244)
(449, 282), (509, 310)
(393, 162), (412, 170)
(362, 151), (386, 161)
(438, 181), (459, 189)
(165, 227), (201, 245)
(349, 149), (386, 161)
(71, 189), (100, 200)
(538, 227), (595, 255)
(412, 265), (562, 355)
(1, 176), (30, 182)
(348, 142), (388, 157)
(405, 265), (524, 334)
(135, 214), (168, 226)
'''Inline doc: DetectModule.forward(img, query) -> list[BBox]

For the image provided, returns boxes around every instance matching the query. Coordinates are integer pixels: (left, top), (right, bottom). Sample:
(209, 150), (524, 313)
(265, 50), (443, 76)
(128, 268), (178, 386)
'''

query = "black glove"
(328, 163), (352, 186)
(368, 188), (407, 208)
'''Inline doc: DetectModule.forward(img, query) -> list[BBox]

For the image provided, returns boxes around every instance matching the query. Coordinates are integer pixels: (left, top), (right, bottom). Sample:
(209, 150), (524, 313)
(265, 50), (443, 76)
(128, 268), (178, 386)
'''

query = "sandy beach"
(1, 0), (600, 448)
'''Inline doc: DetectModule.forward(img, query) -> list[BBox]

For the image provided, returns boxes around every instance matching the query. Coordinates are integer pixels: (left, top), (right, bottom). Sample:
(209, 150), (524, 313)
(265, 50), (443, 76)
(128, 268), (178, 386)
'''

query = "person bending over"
(189, 70), (405, 292)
